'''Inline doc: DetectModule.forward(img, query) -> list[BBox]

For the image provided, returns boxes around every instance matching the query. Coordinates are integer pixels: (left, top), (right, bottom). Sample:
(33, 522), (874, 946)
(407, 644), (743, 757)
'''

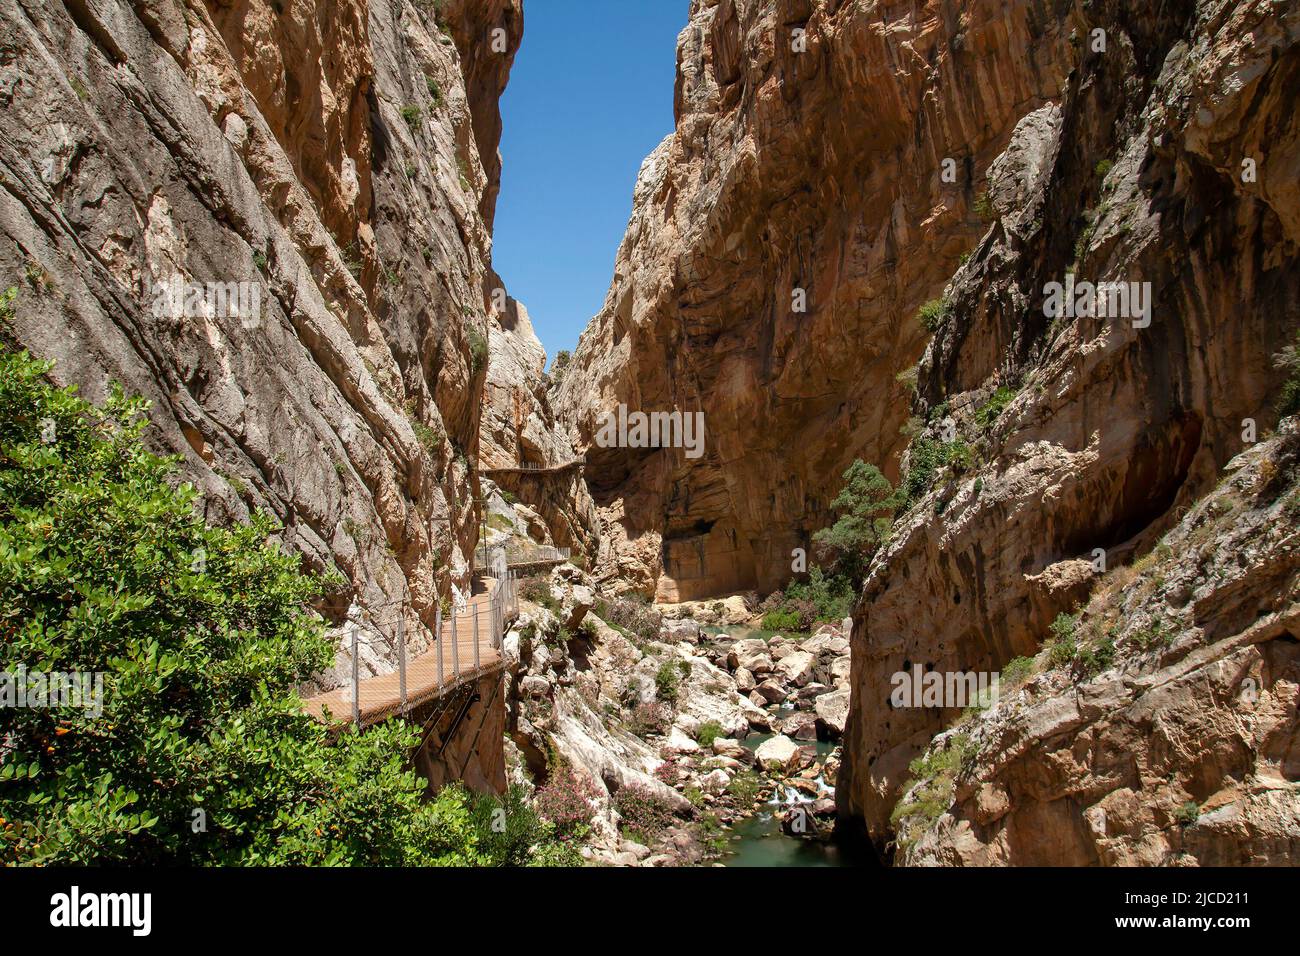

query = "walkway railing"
(474, 543), (571, 568)
(303, 568), (519, 728)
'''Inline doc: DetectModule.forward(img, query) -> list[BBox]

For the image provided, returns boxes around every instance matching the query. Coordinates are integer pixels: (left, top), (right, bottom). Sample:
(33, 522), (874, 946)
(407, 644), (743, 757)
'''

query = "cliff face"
(0, 0), (520, 685)
(838, 0), (1300, 859)
(480, 295), (601, 555)
(555, 0), (1300, 864)
(555, 0), (1078, 600)
(897, 425), (1300, 865)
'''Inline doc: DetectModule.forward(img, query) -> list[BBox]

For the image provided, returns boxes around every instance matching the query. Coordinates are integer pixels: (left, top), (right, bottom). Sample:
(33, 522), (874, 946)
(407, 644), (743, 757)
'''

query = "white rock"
(776, 650), (815, 687)
(754, 734), (799, 772)
(700, 768), (732, 794)
(814, 690), (850, 739)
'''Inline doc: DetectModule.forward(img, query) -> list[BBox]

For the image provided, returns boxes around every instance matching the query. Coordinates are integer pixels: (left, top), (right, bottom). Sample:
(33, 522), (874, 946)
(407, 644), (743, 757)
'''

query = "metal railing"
(322, 568), (519, 727)
(474, 543), (571, 568)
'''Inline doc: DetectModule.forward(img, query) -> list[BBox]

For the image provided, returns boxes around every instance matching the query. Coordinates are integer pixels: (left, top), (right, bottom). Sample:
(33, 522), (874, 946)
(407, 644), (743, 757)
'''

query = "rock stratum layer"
(0, 0), (520, 687)
(557, 0), (1300, 864)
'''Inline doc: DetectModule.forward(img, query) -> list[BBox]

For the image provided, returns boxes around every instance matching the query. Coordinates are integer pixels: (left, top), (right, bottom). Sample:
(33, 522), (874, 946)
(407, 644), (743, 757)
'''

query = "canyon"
(2, 0), (1297, 866)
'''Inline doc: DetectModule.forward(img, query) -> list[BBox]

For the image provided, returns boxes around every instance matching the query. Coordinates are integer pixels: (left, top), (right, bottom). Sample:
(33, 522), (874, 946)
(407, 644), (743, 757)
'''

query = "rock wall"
(414, 669), (508, 796)
(549, 0), (1299, 864)
(897, 426), (1300, 866)
(554, 0), (1080, 600)
(0, 0), (521, 687)
(837, 0), (1300, 857)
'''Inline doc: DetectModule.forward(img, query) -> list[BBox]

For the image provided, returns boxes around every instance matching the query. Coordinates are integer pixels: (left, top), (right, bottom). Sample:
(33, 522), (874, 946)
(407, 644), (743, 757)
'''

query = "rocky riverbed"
(500, 566), (855, 865)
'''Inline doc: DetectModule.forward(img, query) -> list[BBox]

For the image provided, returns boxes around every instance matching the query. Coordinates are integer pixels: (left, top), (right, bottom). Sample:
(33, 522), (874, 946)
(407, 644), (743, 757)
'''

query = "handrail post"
(452, 604), (460, 680)
(348, 618), (360, 727)
(473, 603), (481, 672)
(398, 615), (407, 717)
(435, 603), (444, 691)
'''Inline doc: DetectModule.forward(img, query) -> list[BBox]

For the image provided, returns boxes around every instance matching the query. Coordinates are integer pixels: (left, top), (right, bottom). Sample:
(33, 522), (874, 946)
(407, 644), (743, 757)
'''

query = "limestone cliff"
(837, 0), (1300, 861)
(555, 0), (1078, 601)
(555, 0), (1300, 865)
(0, 0), (521, 687)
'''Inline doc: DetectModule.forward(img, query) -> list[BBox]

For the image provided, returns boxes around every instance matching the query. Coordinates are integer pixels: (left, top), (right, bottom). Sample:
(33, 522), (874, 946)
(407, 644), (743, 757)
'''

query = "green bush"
(400, 104), (422, 130)
(761, 607), (802, 632)
(426, 77), (443, 108)
(973, 386), (1017, 430)
(654, 661), (680, 704)
(696, 721), (724, 749)
(1000, 655), (1035, 689)
(0, 343), (501, 865)
(812, 459), (898, 579)
(1047, 613), (1078, 668)
(1173, 801), (1201, 826)
(1274, 331), (1300, 418)
(901, 437), (971, 505)
(612, 783), (678, 840)
(917, 297), (951, 333)
(972, 191), (994, 222)
(467, 326), (488, 374)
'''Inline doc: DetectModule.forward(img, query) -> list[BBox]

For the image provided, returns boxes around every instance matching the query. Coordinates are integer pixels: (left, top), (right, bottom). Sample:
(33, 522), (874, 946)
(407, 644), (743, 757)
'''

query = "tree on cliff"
(0, 317), (570, 866)
(813, 458), (898, 582)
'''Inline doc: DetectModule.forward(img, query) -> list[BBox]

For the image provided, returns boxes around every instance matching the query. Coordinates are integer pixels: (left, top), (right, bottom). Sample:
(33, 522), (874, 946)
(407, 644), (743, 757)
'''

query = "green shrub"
(901, 437), (971, 505)
(972, 191), (994, 222)
(1000, 655), (1035, 689)
(812, 459), (898, 579)
(696, 721), (724, 749)
(1274, 331), (1300, 418)
(726, 770), (762, 805)
(1047, 613), (1078, 668)
(973, 386), (1017, 430)
(890, 733), (974, 849)
(426, 77), (443, 108)
(400, 104), (422, 130)
(1173, 801), (1200, 826)
(917, 297), (951, 333)
(612, 783), (679, 840)
(0, 343), (494, 865)
(761, 607), (802, 632)
(654, 661), (680, 703)
(1094, 159), (1113, 179)
(467, 326), (488, 374)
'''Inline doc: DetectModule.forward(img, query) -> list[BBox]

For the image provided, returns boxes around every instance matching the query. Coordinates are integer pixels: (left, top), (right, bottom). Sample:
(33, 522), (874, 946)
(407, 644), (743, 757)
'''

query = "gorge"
(1, 0), (1297, 868)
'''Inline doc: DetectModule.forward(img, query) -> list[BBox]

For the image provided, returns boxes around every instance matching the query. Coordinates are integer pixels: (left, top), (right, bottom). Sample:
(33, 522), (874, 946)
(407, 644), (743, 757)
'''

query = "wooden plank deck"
(303, 580), (506, 729)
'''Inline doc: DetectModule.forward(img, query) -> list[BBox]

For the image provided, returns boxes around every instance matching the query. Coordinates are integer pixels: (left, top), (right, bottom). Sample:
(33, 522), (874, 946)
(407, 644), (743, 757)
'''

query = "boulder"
(781, 805), (823, 837)
(814, 690), (850, 740)
(726, 639), (767, 669)
(663, 727), (700, 754)
(754, 734), (800, 772)
(734, 667), (756, 692)
(700, 768), (732, 794)
(782, 711), (819, 741)
(712, 737), (748, 759)
(519, 674), (551, 698)
(775, 650), (815, 687)
(755, 679), (788, 704)
(562, 584), (595, 630)
(830, 656), (851, 688)
(660, 618), (701, 644)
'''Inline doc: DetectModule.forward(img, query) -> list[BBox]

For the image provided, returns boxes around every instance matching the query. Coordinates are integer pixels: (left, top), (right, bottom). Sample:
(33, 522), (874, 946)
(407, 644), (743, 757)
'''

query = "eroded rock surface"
(0, 0), (521, 687)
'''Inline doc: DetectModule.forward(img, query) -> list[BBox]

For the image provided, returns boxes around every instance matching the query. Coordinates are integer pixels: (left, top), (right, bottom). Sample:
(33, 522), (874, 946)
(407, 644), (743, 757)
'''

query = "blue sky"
(494, 1), (688, 364)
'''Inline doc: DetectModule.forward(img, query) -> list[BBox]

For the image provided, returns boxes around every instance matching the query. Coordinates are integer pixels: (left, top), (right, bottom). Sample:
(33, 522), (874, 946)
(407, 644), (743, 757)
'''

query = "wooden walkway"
(303, 578), (510, 729)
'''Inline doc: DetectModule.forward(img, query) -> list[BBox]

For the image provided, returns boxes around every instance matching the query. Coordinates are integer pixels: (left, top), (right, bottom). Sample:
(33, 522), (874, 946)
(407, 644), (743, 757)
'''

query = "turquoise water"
(702, 623), (866, 867)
